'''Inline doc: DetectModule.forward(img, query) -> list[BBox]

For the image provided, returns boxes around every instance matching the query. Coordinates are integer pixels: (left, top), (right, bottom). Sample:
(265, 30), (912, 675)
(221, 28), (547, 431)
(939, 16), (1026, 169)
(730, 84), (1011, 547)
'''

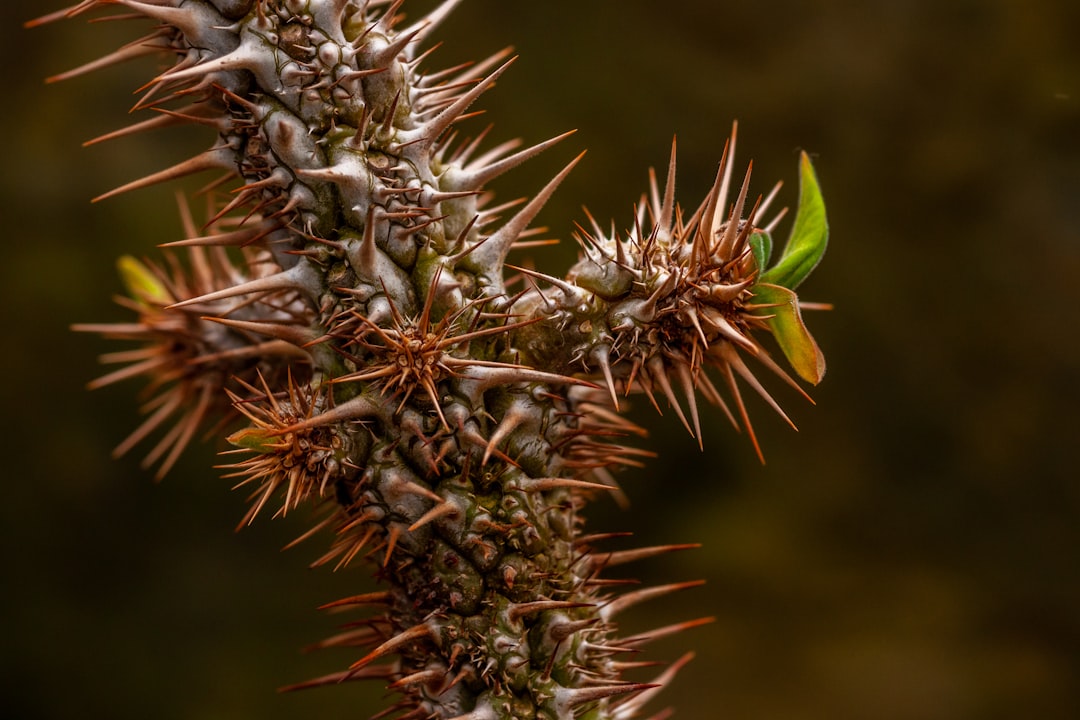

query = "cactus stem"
(43, 2), (832, 715)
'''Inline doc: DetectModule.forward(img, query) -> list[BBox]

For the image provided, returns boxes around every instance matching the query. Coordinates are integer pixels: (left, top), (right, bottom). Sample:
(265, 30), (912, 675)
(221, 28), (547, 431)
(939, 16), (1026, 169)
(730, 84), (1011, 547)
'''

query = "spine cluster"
(34, 2), (829, 719)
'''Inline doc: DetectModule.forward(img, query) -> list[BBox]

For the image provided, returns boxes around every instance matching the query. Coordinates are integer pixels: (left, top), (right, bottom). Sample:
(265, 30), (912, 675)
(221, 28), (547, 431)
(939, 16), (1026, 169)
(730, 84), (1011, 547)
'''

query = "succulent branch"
(33, 1), (830, 718)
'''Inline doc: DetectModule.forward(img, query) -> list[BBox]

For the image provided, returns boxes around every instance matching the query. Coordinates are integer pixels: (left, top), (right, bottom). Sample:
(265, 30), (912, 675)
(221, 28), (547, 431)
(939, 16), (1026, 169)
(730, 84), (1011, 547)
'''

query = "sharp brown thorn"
(550, 617), (599, 642)
(647, 357), (692, 437)
(716, 160), (753, 260)
(347, 623), (432, 673)
(382, 525), (402, 567)
(600, 580), (706, 621)
(202, 316), (317, 348)
(46, 32), (164, 83)
(590, 543), (701, 569)
(612, 652), (696, 717)
(389, 668), (447, 690)
(412, 56), (517, 147)
(618, 617), (717, 647)
(674, 360), (704, 450)
(478, 149), (584, 268)
(658, 135), (678, 237)
(407, 500), (458, 532)
(277, 666), (393, 693)
(317, 591), (393, 611)
(722, 345), (798, 430)
(557, 683), (660, 709)
(508, 600), (594, 622)
(93, 147), (235, 203)
(514, 477), (617, 494)
(719, 357), (764, 463)
(483, 402), (528, 466)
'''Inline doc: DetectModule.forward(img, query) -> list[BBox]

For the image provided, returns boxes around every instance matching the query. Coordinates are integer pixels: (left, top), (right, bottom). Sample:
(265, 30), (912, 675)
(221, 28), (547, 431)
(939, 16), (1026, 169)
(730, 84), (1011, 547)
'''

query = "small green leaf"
(750, 282), (826, 384)
(749, 231), (772, 275)
(117, 255), (171, 306)
(759, 152), (828, 290)
(227, 427), (280, 454)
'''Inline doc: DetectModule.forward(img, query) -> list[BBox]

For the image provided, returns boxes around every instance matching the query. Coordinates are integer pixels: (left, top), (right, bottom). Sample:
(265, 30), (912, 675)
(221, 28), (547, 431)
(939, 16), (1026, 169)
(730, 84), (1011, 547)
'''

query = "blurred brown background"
(4, 1), (1078, 718)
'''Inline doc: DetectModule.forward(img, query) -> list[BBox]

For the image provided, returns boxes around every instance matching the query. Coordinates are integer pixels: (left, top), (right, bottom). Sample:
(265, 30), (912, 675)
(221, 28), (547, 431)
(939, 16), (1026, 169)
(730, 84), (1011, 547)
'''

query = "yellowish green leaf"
(117, 255), (172, 306)
(751, 282), (826, 384)
(227, 427), (280, 454)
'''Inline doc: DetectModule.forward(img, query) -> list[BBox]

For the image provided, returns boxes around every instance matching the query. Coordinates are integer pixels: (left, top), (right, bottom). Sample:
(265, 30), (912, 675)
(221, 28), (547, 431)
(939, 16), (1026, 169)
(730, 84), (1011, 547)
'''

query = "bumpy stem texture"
(36, 2), (829, 719)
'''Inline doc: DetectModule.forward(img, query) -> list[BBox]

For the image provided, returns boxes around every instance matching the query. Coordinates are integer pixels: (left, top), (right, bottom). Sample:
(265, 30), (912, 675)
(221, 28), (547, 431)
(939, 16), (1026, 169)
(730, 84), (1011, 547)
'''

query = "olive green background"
(4, 1), (1078, 718)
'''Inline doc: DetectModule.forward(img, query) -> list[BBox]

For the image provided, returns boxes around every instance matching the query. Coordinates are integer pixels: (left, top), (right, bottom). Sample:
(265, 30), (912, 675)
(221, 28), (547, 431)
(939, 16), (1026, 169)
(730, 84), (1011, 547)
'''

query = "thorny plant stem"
(32, 2), (830, 719)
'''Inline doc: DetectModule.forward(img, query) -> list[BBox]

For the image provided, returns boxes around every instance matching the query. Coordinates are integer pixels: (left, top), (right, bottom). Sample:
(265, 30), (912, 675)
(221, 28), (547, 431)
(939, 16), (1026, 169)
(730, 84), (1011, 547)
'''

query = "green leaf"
(227, 427), (280, 454)
(749, 231), (772, 275)
(750, 282), (826, 384)
(759, 151), (828, 290)
(117, 255), (171, 306)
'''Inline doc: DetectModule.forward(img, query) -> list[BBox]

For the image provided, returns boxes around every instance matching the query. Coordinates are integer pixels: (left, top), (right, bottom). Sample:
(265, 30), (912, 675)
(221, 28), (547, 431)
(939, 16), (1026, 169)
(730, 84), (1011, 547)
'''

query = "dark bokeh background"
(5, 1), (1078, 718)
